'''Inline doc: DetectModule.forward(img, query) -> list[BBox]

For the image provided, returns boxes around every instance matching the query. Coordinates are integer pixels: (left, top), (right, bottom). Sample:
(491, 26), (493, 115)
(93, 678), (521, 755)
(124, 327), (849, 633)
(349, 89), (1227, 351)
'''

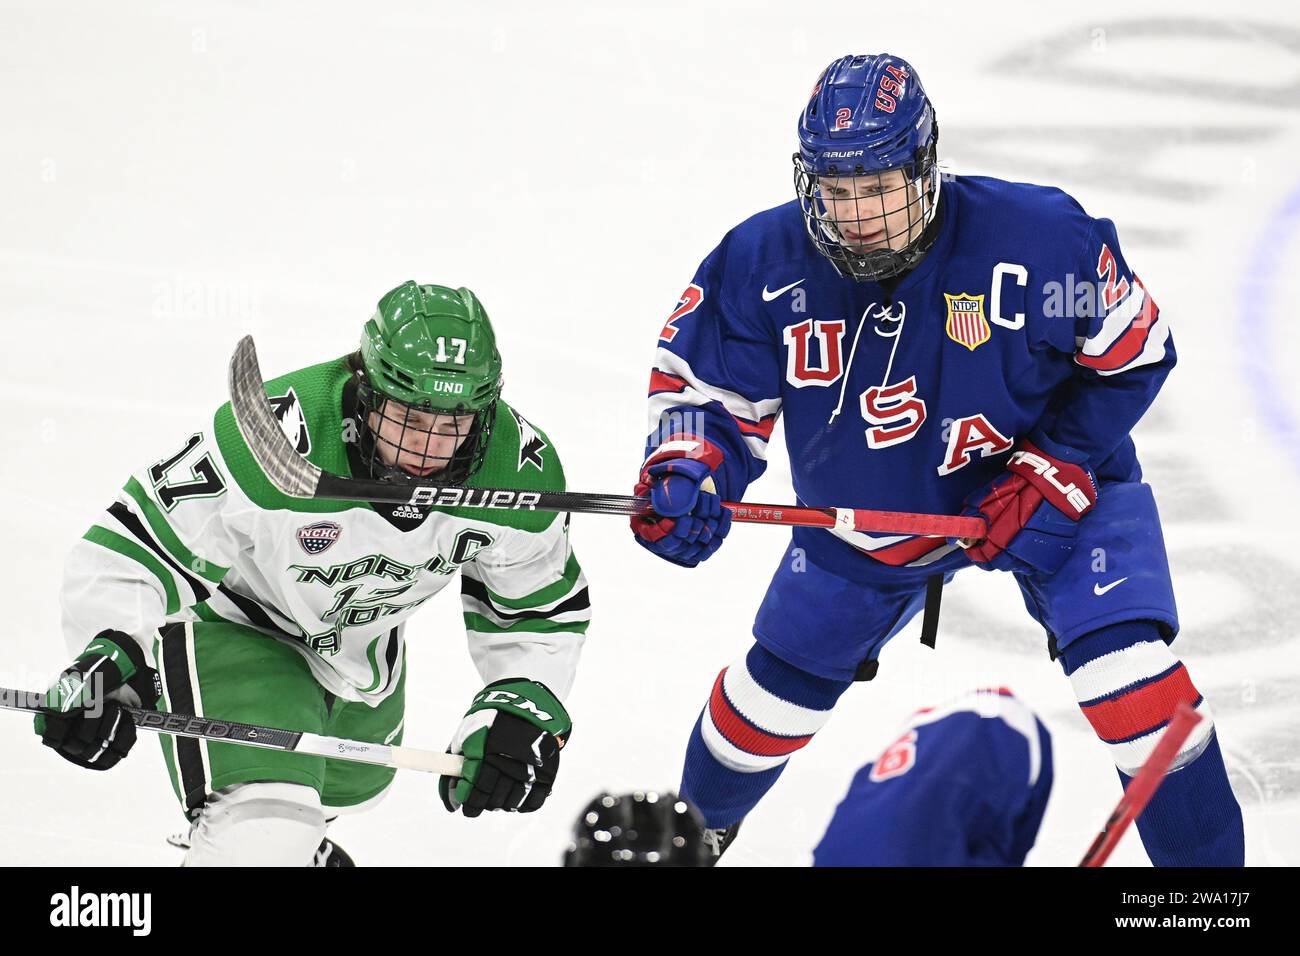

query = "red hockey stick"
(229, 336), (987, 540)
(1078, 701), (1202, 867)
(722, 502), (983, 538)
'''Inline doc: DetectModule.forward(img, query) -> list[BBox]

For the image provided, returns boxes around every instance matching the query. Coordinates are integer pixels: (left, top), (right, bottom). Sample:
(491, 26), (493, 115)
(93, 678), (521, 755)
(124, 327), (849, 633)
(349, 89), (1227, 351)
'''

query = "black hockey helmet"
(562, 791), (711, 867)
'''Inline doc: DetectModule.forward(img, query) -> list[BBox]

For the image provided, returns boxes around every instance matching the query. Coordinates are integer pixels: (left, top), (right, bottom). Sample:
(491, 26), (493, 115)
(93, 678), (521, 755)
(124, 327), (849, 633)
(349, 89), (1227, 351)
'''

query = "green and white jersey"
(60, 356), (589, 706)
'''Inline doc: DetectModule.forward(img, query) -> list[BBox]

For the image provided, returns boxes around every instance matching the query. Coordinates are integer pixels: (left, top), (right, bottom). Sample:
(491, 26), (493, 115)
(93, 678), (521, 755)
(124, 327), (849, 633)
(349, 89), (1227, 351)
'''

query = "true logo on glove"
(1007, 450), (1093, 515)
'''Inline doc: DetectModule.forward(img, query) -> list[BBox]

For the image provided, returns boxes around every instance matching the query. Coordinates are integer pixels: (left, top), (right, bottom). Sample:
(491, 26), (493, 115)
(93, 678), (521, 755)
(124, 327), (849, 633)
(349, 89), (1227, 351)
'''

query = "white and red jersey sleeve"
(1037, 216), (1176, 465)
(1073, 225), (1171, 378)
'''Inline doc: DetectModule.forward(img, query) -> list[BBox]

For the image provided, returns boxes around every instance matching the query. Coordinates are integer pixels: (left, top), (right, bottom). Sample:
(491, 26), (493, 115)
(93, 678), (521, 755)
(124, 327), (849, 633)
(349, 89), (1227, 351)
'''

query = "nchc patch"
(297, 520), (342, 555)
(944, 292), (991, 351)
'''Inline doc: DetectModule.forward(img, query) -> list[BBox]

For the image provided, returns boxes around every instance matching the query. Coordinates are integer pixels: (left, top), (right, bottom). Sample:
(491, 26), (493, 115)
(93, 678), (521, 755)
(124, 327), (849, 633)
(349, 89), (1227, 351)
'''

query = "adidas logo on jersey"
(391, 504), (424, 520)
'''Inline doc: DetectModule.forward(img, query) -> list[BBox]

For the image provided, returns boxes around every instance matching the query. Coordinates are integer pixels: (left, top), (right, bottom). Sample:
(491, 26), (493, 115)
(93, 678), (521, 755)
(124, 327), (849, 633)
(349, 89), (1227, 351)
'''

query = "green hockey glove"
(439, 679), (570, 817)
(34, 629), (161, 771)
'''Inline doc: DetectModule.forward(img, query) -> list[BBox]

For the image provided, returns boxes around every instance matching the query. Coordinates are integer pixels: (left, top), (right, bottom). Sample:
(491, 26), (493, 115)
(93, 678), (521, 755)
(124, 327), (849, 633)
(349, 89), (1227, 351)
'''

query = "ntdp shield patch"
(944, 293), (991, 351)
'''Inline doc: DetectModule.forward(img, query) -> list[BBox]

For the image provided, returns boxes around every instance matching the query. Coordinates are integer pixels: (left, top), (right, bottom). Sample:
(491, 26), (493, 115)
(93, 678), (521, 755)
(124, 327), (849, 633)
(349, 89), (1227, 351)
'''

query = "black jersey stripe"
(108, 501), (211, 603)
(214, 583), (302, 642)
(381, 627), (400, 694)
(460, 577), (590, 621)
(159, 624), (208, 817)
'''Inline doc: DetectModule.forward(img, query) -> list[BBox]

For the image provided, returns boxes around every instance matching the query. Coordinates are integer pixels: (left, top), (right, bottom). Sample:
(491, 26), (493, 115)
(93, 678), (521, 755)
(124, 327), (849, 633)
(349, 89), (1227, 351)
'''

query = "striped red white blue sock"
(681, 642), (850, 828)
(1061, 622), (1244, 866)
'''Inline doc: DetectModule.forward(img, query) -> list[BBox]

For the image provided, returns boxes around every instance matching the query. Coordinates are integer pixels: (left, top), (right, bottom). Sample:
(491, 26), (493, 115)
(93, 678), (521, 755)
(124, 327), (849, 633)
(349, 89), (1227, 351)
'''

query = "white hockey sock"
(183, 782), (327, 867)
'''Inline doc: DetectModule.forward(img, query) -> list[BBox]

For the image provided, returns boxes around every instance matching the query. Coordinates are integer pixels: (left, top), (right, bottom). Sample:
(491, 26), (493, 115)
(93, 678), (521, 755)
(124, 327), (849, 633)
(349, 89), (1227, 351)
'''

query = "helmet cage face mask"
(793, 141), (941, 282)
(352, 372), (498, 487)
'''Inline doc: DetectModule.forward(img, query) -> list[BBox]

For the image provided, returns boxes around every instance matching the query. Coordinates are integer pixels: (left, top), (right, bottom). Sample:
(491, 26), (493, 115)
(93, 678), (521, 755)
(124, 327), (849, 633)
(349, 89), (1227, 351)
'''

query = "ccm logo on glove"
(477, 688), (557, 725)
(440, 679), (571, 817)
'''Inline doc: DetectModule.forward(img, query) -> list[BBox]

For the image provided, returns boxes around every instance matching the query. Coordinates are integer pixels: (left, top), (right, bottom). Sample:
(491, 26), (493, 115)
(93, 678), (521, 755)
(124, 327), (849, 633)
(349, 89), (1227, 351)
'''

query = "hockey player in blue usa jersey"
(630, 53), (1244, 866)
(814, 688), (1054, 867)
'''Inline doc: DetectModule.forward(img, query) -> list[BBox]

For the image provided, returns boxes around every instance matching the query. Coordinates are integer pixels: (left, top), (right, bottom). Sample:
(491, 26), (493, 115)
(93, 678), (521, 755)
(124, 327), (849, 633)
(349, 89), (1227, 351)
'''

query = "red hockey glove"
(959, 434), (1098, 575)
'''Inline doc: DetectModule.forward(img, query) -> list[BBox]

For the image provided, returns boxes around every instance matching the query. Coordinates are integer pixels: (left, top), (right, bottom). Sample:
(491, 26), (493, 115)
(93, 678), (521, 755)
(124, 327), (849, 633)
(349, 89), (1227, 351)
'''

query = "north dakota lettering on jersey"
(61, 356), (589, 705)
(291, 532), (492, 587)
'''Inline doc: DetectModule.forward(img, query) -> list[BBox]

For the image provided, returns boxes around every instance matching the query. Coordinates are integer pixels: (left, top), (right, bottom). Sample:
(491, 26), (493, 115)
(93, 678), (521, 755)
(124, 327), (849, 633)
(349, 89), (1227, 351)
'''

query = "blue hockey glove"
(630, 439), (732, 568)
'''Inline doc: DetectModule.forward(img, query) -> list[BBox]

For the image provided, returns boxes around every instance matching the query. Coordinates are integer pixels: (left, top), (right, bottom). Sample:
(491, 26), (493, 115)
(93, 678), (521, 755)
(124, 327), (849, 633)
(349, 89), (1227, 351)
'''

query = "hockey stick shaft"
(1078, 701), (1201, 867)
(0, 686), (464, 776)
(230, 335), (986, 540)
(319, 471), (984, 538)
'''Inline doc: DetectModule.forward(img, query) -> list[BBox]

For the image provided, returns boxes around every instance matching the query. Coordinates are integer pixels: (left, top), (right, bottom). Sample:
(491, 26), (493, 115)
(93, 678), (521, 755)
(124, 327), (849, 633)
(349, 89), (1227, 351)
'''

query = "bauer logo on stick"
(297, 521), (342, 555)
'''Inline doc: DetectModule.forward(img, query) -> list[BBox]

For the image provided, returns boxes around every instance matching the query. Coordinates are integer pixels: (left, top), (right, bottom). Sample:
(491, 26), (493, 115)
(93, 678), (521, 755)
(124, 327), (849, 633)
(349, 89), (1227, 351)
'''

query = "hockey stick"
(228, 335), (986, 540)
(0, 686), (464, 776)
(1078, 700), (1202, 867)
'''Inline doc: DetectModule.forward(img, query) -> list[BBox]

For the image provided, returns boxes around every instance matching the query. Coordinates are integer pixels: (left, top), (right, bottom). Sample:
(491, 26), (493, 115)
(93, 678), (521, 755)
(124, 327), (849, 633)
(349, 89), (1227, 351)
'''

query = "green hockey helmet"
(354, 281), (504, 485)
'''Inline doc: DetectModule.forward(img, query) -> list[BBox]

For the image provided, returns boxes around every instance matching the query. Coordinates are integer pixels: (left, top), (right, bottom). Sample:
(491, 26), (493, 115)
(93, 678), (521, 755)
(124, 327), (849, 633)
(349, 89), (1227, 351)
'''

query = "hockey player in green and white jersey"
(35, 281), (590, 865)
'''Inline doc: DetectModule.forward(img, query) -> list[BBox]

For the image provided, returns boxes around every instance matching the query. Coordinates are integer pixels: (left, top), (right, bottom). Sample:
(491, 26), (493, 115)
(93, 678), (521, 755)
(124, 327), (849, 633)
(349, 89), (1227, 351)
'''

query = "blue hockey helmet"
(794, 54), (941, 281)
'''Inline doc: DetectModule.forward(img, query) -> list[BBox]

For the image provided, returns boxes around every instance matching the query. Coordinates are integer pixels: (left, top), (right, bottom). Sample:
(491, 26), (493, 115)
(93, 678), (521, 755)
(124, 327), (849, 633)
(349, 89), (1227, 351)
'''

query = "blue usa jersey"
(813, 688), (1054, 867)
(646, 176), (1173, 581)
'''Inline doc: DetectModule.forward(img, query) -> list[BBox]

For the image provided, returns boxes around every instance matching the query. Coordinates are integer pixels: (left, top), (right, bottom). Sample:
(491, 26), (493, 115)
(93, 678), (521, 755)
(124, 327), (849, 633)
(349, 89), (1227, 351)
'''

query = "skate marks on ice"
(991, 17), (1300, 111)
(947, 16), (1300, 252)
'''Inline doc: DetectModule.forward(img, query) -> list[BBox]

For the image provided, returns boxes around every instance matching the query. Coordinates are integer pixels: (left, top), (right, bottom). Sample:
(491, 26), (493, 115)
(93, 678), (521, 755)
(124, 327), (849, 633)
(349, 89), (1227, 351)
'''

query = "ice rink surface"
(1, 0), (1296, 866)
